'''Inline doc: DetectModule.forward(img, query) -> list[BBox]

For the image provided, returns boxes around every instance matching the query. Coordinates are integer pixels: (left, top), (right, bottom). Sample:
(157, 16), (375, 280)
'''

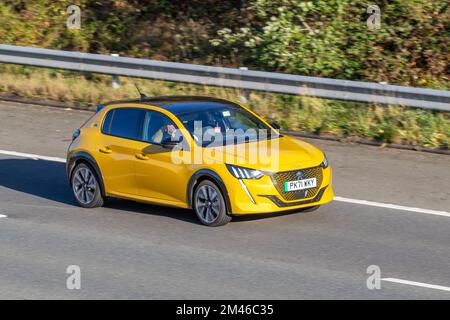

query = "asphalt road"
(0, 101), (449, 299)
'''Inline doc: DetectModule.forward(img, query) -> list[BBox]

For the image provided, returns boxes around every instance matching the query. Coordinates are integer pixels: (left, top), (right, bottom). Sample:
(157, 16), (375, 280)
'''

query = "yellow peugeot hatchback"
(67, 96), (333, 226)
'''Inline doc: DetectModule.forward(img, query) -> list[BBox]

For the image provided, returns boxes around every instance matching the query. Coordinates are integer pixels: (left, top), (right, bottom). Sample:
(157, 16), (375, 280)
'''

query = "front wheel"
(71, 163), (104, 208)
(193, 180), (231, 227)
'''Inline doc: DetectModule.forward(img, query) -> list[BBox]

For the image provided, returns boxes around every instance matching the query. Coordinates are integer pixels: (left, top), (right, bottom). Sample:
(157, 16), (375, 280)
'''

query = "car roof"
(103, 96), (241, 115)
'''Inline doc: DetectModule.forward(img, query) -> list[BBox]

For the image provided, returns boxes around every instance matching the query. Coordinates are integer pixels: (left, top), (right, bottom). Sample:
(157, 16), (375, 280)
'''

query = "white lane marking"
(382, 278), (450, 292)
(0, 149), (449, 218)
(0, 150), (66, 163)
(0, 214), (7, 218)
(334, 196), (450, 218)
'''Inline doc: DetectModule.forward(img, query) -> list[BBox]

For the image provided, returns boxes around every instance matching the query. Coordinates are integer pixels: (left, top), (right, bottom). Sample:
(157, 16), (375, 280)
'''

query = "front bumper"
(227, 166), (334, 214)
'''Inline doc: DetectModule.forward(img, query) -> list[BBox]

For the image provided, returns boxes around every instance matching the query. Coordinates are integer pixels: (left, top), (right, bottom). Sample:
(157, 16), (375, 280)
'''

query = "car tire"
(299, 205), (320, 212)
(71, 163), (104, 208)
(193, 180), (231, 227)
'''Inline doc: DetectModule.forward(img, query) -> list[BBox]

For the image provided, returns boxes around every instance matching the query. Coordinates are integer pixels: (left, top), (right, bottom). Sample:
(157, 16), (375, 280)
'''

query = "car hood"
(204, 135), (324, 172)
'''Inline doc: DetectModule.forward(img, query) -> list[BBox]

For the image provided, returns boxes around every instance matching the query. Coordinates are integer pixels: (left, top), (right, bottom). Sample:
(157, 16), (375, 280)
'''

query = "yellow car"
(67, 96), (333, 226)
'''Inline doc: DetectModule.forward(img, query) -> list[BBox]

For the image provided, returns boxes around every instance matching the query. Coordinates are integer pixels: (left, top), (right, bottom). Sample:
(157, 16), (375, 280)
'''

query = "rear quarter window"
(102, 109), (114, 133)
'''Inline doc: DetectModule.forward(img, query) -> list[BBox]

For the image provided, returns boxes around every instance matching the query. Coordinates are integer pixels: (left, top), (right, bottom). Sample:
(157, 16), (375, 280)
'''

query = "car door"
(96, 107), (144, 196)
(134, 109), (191, 205)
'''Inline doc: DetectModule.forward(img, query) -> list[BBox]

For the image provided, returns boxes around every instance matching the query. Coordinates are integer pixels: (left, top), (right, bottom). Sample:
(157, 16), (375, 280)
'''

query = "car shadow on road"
(0, 158), (305, 225)
(0, 158), (198, 224)
(231, 210), (308, 223)
(0, 158), (76, 205)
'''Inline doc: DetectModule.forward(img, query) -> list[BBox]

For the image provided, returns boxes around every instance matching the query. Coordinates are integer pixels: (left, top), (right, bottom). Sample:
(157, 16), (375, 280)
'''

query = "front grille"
(270, 166), (323, 201)
(261, 186), (327, 207)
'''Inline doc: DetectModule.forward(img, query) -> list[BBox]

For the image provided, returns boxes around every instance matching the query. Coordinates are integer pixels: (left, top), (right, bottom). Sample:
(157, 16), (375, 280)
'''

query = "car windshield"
(176, 103), (279, 147)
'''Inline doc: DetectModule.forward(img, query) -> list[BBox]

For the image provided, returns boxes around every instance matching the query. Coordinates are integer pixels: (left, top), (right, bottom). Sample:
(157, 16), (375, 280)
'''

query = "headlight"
(320, 153), (329, 169)
(226, 164), (264, 179)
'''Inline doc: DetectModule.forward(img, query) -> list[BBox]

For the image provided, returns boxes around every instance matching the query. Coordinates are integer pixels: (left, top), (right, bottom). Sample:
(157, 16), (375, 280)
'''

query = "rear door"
(96, 107), (144, 196)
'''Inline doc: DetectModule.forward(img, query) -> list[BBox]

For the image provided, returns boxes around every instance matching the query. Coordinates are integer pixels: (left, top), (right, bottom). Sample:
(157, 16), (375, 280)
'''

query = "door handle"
(99, 147), (112, 154)
(135, 153), (149, 160)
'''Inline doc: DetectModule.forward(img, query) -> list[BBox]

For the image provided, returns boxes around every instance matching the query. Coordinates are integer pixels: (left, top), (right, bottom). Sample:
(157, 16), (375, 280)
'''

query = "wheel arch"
(67, 151), (106, 197)
(187, 169), (232, 215)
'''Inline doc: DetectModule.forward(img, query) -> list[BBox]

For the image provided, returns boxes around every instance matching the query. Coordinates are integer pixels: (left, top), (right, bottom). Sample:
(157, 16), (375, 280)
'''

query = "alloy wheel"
(72, 166), (97, 205)
(195, 185), (221, 223)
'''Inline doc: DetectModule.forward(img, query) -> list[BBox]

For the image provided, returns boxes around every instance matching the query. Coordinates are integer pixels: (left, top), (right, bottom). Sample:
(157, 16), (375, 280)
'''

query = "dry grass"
(0, 65), (448, 149)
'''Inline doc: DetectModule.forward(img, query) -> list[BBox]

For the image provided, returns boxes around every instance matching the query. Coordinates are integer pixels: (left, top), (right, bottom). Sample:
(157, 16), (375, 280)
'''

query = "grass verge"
(0, 65), (448, 149)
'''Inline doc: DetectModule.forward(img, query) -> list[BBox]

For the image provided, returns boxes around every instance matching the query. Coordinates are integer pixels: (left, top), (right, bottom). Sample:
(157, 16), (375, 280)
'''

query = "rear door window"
(102, 108), (144, 140)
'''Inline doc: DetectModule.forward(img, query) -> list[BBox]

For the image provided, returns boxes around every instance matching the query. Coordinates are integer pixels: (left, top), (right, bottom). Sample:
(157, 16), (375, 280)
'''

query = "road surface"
(0, 101), (449, 299)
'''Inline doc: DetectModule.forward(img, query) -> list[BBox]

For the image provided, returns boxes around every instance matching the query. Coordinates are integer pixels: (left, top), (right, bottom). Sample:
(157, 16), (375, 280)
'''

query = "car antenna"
(134, 84), (147, 100)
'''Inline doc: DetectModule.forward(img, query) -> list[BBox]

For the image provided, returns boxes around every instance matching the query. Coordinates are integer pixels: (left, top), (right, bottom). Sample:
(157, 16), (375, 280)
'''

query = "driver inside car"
(152, 123), (177, 144)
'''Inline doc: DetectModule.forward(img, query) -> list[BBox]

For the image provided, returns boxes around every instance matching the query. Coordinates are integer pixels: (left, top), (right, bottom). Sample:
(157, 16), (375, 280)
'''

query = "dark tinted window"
(102, 109), (114, 133)
(103, 108), (143, 140)
(177, 104), (277, 147)
(142, 110), (178, 144)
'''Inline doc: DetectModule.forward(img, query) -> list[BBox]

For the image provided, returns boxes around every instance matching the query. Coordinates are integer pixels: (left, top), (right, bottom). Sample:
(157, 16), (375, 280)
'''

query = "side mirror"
(161, 135), (183, 149)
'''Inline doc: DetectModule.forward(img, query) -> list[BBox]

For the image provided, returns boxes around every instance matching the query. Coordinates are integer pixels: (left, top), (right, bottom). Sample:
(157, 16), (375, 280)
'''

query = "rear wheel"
(193, 180), (231, 227)
(71, 163), (104, 208)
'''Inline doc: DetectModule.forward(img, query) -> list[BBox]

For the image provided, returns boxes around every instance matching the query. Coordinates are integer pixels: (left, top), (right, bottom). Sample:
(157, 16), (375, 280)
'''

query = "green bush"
(0, 0), (448, 89)
(212, 0), (449, 89)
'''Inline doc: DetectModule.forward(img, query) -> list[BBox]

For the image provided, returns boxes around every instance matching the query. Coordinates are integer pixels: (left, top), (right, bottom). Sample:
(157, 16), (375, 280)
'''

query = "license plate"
(284, 178), (317, 192)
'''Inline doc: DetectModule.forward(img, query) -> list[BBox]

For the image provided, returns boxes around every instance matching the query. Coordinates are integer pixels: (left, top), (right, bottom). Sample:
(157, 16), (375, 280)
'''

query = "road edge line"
(382, 278), (450, 292)
(334, 196), (450, 217)
(1, 149), (449, 218)
(0, 150), (66, 163)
